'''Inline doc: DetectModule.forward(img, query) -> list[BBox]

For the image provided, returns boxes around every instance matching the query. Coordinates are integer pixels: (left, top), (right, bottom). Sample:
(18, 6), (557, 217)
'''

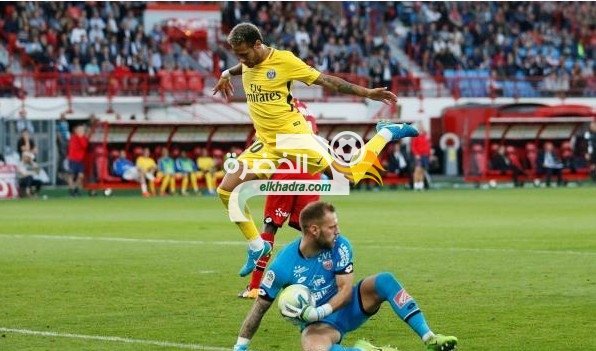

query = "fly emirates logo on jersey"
(246, 84), (282, 103)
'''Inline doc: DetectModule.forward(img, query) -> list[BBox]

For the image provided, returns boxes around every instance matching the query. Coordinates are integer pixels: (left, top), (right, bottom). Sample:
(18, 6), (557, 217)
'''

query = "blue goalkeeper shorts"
(302, 281), (378, 339)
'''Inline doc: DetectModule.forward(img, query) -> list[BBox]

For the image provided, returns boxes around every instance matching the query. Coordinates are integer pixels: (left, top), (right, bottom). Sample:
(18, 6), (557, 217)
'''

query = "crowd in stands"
(222, 1), (409, 87)
(396, 2), (595, 96)
(2, 2), (593, 98)
(0, 2), (218, 96)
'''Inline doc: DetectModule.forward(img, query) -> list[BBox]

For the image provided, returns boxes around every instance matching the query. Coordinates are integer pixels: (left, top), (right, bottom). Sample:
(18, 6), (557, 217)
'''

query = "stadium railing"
(3, 72), (592, 103)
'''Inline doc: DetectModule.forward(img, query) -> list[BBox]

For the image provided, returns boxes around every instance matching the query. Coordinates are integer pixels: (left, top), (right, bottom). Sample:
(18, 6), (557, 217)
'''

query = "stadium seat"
(132, 146), (143, 159)
(470, 144), (486, 176)
(158, 71), (174, 91)
(170, 147), (180, 158)
(95, 148), (121, 182)
(171, 70), (188, 91)
(187, 72), (204, 93)
(525, 143), (538, 172)
(109, 149), (120, 160)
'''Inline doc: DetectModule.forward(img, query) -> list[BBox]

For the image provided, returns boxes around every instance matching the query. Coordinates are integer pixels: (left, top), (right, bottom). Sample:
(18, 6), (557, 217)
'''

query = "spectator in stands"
(0, 42), (9, 72)
(17, 129), (36, 159)
(135, 147), (157, 196)
(196, 148), (217, 195)
(16, 109), (34, 134)
(490, 145), (510, 173)
(67, 124), (89, 197)
(385, 141), (410, 178)
(175, 150), (199, 196)
(17, 151), (42, 198)
(538, 142), (564, 187)
(55, 113), (70, 184)
(157, 148), (177, 196)
(588, 121), (596, 182)
(489, 144), (525, 187)
(411, 123), (432, 190)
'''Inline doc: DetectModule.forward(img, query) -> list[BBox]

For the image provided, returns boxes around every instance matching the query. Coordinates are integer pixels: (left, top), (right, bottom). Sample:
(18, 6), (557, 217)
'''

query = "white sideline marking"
(0, 234), (245, 246)
(0, 327), (229, 350)
(0, 234), (594, 256)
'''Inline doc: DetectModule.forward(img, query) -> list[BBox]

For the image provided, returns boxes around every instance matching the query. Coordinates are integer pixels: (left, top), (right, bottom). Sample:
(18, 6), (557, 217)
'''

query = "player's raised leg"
(217, 163), (271, 277)
(336, 121), (418, 184)
(359, 272), (458, 351)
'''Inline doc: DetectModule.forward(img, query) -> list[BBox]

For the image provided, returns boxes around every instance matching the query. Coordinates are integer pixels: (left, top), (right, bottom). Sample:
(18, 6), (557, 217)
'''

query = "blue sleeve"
(333, 235), (354, 275)
(174, 159), (182, 172)
(259, 258), (289, 301)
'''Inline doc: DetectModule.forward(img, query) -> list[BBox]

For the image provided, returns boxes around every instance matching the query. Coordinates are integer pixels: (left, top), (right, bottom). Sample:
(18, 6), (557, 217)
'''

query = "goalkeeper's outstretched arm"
(233, 297), (273, 350)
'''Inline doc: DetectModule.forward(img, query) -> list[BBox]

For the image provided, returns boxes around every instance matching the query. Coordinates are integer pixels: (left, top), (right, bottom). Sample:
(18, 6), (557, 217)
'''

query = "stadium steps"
(388, 22), (448, 97)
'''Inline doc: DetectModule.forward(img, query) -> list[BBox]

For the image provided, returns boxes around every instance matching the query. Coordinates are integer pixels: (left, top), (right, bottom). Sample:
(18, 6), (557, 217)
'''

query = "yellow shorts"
(236, 136), (332, 178)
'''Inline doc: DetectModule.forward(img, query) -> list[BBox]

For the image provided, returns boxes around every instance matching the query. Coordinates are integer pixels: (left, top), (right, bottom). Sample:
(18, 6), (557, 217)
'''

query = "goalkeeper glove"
(281, 303), (333, 323)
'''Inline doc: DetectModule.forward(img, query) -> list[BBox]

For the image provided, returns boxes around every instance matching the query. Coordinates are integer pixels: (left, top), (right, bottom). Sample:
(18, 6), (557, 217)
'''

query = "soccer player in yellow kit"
(213, 23), (418, 277)
(135, 147), (157, 197)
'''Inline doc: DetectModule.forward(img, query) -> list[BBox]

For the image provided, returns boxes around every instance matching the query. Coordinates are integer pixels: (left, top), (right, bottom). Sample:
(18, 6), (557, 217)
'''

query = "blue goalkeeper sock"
(374, 272), (432, 339)
(329, 345), (359, 351)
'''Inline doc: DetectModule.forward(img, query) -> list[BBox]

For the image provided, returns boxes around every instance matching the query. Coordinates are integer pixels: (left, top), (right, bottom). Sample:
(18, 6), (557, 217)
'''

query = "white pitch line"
(0, 327), (229, 350)
(0, 234), (245, 246)
(0, 234), (594, 256)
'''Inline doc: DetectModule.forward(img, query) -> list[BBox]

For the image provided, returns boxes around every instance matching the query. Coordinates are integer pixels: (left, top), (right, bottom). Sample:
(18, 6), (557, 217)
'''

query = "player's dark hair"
(228, 22), (263, 46)
(299, 201), (335, 233)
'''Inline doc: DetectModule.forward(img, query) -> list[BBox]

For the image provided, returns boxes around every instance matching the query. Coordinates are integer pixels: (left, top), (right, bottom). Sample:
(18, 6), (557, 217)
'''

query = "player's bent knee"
(375, 272), (402, 296)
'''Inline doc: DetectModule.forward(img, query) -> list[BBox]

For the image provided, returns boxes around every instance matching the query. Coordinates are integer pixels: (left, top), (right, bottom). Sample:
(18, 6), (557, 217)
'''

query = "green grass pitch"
(1, 187), (595, 350)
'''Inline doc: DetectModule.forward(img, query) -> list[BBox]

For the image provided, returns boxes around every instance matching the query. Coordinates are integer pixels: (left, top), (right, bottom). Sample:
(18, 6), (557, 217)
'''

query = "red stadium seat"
(109, 149), (120, 160)
(95, 151), (121, 182)
(170, 147), (180, 158)
(171, 69), (188, 91)
(158, 70), (173, 91)
(132, 146), (143, 159)
(187, 72), (204, 92)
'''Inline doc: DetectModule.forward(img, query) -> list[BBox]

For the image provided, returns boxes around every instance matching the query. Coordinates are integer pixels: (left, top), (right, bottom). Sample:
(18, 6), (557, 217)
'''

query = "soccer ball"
(277, 284), (314, 321)
(332, 134), (362, 165)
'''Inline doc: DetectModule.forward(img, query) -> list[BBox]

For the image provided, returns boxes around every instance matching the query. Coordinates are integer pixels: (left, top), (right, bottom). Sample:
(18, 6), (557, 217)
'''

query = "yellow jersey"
(136, 156), (156, 172)
(241, 49), (321, 144)
(197, 156), (215, 172)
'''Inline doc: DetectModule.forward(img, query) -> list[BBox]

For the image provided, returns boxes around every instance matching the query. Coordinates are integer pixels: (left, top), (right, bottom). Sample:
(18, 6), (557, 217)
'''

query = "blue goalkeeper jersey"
(260, 235), (354, 306)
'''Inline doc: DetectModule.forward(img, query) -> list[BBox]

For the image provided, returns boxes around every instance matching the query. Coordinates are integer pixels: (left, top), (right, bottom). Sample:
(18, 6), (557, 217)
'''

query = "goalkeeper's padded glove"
(281, 303), (333, 323)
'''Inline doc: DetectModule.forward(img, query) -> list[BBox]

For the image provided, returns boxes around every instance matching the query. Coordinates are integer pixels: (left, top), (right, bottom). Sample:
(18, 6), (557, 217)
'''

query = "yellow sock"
(190, 173), (198, 192)
(149, 180), (156, 194)
(160, 175), (170, 194)
(365, 133), (389, 156)
(205, 172), (215, 192)
(169, 176), (176, 194)
(182, 175), (189, 193)
(217, 187), (260, 241)
(349, 134), (388, 184)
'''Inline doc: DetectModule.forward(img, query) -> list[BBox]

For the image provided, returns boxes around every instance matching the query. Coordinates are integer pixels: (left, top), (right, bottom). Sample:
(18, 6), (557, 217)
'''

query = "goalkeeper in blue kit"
(233, 201), (457, 351)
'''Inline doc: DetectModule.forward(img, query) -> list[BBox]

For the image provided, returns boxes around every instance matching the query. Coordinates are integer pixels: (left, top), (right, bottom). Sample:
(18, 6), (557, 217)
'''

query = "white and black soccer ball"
(331, 132), (363, 165)
(277, 284), (315, 322)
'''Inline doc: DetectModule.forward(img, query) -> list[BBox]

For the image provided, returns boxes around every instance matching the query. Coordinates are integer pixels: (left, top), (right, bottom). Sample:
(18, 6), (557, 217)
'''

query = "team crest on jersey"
(262, 270), (275, 288)
(394, 289), (413, 308)
(322, 259), (333, 270)
(266, 69), (276, 79)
